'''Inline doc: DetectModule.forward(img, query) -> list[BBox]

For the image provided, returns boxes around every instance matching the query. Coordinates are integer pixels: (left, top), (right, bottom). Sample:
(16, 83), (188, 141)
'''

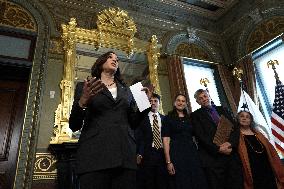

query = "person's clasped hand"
(219, 142), (232, 155)
(79, 77), (105, 108)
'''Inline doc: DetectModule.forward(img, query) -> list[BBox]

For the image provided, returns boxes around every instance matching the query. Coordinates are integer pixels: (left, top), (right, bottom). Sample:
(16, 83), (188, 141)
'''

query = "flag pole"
(232, 67), (249, 111)
(233, 67), (272, 141)
(267, 60), (284, 156)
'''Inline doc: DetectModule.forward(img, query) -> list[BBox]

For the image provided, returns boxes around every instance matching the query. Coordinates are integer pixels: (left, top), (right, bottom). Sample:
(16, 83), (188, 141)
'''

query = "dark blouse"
(244, 134), (277, 189)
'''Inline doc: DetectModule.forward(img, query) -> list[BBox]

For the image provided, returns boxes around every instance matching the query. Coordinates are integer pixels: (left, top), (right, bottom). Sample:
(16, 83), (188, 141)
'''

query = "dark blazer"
(135, 112), (165, 166)
(69, 81), (145, 174)
(191, 106), (240, 168)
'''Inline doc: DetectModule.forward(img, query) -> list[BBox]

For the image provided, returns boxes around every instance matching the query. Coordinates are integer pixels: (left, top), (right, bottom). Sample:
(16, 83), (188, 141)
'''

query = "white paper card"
(129, 82), (151, 112)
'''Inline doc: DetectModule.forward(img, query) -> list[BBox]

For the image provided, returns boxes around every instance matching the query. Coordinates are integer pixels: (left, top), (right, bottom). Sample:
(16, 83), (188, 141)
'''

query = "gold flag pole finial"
(232, 67), (243, 82)
(200, 78), (210, 88)
(267, 60), (280, 81)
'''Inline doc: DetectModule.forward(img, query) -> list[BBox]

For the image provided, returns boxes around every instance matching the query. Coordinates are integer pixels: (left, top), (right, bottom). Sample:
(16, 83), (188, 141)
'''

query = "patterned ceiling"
(160, 0), (239, 20)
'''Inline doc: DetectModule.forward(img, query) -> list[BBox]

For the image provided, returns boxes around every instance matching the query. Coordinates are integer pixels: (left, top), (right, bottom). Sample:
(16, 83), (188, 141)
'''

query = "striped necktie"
(153, 114), (162, 149)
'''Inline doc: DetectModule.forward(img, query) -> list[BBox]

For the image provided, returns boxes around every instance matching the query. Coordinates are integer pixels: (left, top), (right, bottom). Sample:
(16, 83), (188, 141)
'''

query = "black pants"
(79, 168), (136, 189)
(137, 164), (169, 189)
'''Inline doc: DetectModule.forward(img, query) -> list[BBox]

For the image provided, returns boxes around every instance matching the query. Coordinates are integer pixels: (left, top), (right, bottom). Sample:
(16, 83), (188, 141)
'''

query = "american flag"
(271, 79), (284, 155)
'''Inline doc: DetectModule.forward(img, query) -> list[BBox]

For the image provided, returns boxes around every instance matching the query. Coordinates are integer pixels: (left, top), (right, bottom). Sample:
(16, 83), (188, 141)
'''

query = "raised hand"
(141, 84), (155, 99)
(79, 77), (104, 108)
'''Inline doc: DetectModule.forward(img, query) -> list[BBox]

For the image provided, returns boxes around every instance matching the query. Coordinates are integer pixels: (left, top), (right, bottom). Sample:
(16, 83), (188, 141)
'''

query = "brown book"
(213, 115), (234, 145)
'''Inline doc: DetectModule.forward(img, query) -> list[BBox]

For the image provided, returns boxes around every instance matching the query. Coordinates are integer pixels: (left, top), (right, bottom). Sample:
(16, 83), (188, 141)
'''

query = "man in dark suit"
(191, 89), (243, 189)
(135, 93), (169, 189)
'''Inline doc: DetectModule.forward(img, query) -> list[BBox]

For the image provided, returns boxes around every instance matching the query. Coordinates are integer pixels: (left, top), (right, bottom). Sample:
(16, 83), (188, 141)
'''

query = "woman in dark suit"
(69, 51), (149, 189)
(162, 94), (208, 189)
(237, 110), (284, 189)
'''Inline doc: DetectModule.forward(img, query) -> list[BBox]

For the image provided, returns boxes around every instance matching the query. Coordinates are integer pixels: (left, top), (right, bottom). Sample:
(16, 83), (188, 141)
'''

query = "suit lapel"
(100, 81), (126, 103)
(115, 82), (126, 104)
(101, 87), (115, 102)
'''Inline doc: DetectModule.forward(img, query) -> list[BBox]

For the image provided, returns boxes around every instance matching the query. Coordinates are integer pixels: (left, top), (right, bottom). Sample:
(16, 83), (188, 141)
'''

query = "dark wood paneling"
(0, 80), (28, 189)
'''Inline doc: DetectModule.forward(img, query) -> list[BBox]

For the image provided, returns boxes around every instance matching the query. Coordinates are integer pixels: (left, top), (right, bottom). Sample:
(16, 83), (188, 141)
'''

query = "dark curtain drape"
(166, 55), (192, 113)
(217, 55), (258, 114)
(217, 65), (239, 114)
(237, 55), (258, 104)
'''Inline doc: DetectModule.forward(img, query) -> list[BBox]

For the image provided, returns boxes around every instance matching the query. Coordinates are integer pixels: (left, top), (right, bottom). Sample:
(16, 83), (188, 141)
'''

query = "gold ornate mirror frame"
(50, 7), (162, 144)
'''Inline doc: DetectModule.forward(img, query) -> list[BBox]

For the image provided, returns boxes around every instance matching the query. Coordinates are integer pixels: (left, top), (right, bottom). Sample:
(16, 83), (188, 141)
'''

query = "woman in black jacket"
(69, 51), (150, 189)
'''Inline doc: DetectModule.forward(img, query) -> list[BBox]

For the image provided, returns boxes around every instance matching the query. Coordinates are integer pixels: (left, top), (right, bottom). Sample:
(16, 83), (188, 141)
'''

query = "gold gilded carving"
(97, 7), (137, 33)
(232, 67), (243, 81)
(0, 0), (36, 31)
(147, 35), (163, 113)
(267, 60), (280, 81)
(33, 153), (57, 180)
(96, 7), (137, 56)
(200, 78), (210, 87)
(51, 19), (77, 144)
(175, 43), (210, 61)
(246, 17), (284, 53)
(50, 8), (161, 144)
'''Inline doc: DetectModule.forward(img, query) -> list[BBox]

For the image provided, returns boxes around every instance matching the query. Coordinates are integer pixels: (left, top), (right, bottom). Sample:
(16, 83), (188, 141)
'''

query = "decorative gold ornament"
(200, 78), (210, 87)
(267, 60), (280, 80)
(50, 8), (161, 144)
(33, 153), (57, 180)
(175, 43), (210, 61)
(232, 67), (243, 81)
(246, 17), (284, 53)
(0, 0), (36, 31)
(147, 35), (163, 113)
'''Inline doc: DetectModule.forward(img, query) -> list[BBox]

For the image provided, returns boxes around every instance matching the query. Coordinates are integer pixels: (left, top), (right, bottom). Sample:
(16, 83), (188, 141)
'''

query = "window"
(183, 58), (223, 112)
(253, 36), (284, 125)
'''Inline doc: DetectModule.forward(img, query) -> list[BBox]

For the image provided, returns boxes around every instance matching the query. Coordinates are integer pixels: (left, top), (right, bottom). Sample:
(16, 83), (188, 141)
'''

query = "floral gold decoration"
(50, 7), (161, 144)
(0, 0), (36, 31)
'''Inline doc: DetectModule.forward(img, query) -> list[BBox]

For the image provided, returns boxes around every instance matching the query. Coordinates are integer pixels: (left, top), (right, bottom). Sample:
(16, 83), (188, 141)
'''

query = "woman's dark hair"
(168, 94), (189, 119)
(91, 51), (123, 84)
(236, 110), (256, 132)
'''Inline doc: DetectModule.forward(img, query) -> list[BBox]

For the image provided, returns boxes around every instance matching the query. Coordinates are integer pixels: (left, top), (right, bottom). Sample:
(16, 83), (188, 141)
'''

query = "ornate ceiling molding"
(166, 31), (222, 62)
(237, 6), (284, 59)
(156, 0), (239, 20)
(246, 16), (284, 53)
(0, 0), (37, 31)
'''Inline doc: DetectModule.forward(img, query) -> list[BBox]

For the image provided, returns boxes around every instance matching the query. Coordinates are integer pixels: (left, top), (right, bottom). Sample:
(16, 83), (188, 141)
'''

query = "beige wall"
(37, 54), (64, 149)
